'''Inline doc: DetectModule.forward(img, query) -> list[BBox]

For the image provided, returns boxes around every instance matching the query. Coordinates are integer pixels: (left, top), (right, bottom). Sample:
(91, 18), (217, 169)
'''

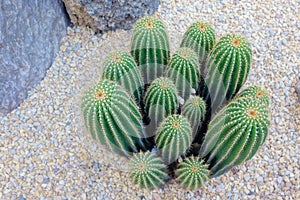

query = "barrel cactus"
(102, 51), (144, 104)
(129, 151), (169, 190)
(81, 16), (271, 191)
(155, 114), (193, 164)
(200, 96), (270, 177)
(181, 96), (206, 139)
(130, 16), (170, 84)
(144, 77), (178, 135)
(236, 85), (269, 107)
(166, 47), (200, 101)
(176, 156), (210, 190)
(201, 34), (252, 111)
(81, 79), (146, 156)
(180, 21), (216, 74)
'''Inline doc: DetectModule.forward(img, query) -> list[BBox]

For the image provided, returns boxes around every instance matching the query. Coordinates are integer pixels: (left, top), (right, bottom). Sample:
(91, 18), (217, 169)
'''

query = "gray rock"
(63, 0), (160, 32)
(296, 79), (300, 103)
(0, 0), (70, 116)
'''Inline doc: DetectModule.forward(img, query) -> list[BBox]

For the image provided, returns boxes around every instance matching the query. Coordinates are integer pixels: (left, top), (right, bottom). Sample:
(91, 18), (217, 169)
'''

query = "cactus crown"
(129, 151), (168, 190)
(102, 51), (134, 77)
(93, 80), (114, 103)
(236, 85), (269, 106)
(134, 16), (165, 31)
(176, 156), (210, 190)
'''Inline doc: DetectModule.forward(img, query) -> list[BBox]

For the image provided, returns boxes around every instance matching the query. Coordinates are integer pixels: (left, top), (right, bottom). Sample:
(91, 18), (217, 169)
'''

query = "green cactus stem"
(181, 96), (206, 139)
(130, 16), (170, 84)
(102, 51), (144, 104)
(155, 114), (193, 164)
(201, 34), (252, 111)
(180, 21), (216, 74)
(144, 77), (178, 135)
(81, 79), (146, 157)
(200, 96), (269, 177)
(166, 47), (200, 101)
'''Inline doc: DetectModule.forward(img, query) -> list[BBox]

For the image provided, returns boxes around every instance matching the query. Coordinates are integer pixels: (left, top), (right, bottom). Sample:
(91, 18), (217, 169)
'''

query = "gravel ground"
(1, 0), (299, 199)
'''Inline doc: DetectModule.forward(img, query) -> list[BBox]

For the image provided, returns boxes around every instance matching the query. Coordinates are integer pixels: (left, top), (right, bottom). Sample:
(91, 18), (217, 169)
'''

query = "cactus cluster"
(81, 16), (270, 191)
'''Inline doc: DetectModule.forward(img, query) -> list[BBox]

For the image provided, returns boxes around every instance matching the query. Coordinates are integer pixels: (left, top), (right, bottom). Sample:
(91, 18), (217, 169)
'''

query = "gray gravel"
(0, 0), (299, 199)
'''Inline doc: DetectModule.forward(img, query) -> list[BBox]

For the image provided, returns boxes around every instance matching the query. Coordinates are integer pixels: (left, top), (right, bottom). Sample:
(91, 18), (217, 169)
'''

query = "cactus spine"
(236, 85), (269, 107)
(81, 79), (146, 156)
(155, 114), (193, 164)
(181, 96), (206, 139)
(202, 34), (252, 111)
(200, 96), (269, 177)
(176, 156), (210, 190)
(102, 51), (144, 104)
(180, 21), (216, 74)
(166, 47), (200, 101)
(144, 77), (178, 134)
(129, 151), (168, 190)
(130, 16), (170, 84)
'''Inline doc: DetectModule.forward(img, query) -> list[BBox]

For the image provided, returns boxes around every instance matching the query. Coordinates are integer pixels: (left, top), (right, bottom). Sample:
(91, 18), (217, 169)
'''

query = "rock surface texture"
(0, 0), (69, 116)
(63, 0), (160, 32)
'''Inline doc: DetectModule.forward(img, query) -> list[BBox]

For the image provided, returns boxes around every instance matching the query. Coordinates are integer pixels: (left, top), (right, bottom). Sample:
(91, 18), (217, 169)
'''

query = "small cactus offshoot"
(180, 21), (216, 74)
(131, 16), (170, 84)
(166, 47), (200, 101)
(155, 114), (193, 164)
(176, 156), (210, 190)
(181, 96), (206, 139)
(102, 51), (144, 104)
(129, 151), (168, 190)
(200, 96), (269, 177)
(81, 79), (146, 157)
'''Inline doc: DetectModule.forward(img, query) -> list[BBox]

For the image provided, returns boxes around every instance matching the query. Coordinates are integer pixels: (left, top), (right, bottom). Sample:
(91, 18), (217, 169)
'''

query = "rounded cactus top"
(217, 34), (252, 53)
(172, 47), (199, 64)
(157, 114), (190, 132)
(225, 96), (269, 126)
(236, 85), (269, 107)
(89, 79), (115, 105)
(176, 156), (209, 190)
(188, 21), (215, 33)
(146, 77), (177, 96)
(129, 151), (168, 190)
(134, 16), (166, 31)
(102, 51), (137, 78)
(183, 96), (206, 110)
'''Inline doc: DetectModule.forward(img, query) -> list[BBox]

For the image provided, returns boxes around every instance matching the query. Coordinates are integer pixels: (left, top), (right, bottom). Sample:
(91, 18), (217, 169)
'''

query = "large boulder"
(0, 0), (70, 116)
(63, 0), (160, 32)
